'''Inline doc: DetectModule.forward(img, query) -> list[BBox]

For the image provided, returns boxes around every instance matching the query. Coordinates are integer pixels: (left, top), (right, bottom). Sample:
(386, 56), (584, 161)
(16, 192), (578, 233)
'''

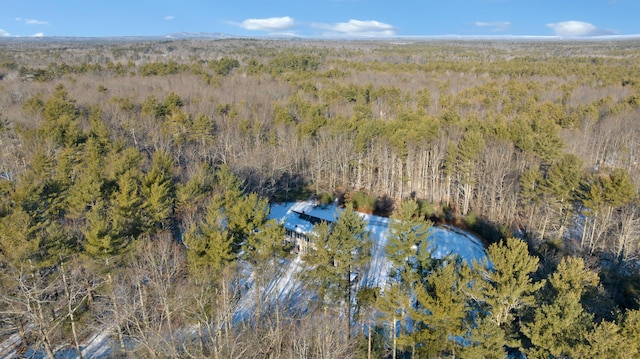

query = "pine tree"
(0, 208), (38, 264)
(482, 238), (544, 328)
(546, 154), (582, 236)
(621, 309), (640, 356)
(39, 84), (83, 147)
(458, 316), (506, 359)
(579, 168), (635, 253)
(226, 192), (270, 250)
(111, 169), (145, 240)
(375, 283), (414, 359)
(355, 286), (380, 359)
(65, 141), (104, 219)
(303, 221), (338, 307)
(141, 150), (175, 232)
(544, 154), (582, 202)
(456, 130), (485, 215)
(175, 161), (216, 219)
(215, 164), (243, 208)
(183, 195), (235, 279)
(574, 320), (635, 359)
(83, 199), (129, 257)
(382, 200), (433, 355)
(242, 217), (286, 329)
(304, 203), (371, 336)
(522, 256), (598, 358)
(386, 200), (432, 280)
(411, 260), (469, 358)
(519, 167), (545, 237)
(331, 203), (372, 335)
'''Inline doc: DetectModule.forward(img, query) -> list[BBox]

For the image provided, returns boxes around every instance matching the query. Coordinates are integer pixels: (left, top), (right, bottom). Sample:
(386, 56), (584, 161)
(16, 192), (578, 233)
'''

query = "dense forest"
(1, 37), (640, 358)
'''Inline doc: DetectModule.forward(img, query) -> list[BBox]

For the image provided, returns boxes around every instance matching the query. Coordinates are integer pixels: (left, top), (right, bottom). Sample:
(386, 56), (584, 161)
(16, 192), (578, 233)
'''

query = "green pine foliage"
(481, 238), (544, 328)
(386, 200), (433, 282)
(621, 309), (640, 356)
(303, 203), (371, 335)
(411, 260), (469, 357)
(303, 221), (338, 305)
(0, 208), (38, 264)
(575, 321), (635, 359)
(83, 199), (128, 257)
(111, 169), (145, 239)
(376, 283), (415, 355)
(458, 317), (507, 359)
(141, 150), (176, 232)
(183, 195), (235, 278)
(522, 257), (599, 358)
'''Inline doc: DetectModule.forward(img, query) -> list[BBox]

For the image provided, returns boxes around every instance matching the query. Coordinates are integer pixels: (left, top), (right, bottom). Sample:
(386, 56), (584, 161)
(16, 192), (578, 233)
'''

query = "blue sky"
(1, 0), (638, 38)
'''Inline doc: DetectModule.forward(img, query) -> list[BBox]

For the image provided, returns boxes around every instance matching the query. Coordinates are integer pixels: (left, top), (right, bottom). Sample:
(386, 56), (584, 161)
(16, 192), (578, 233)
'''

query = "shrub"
(349, 190), (376, 214)
(417, 200), (438, 218)
(318, 192), (334, 206)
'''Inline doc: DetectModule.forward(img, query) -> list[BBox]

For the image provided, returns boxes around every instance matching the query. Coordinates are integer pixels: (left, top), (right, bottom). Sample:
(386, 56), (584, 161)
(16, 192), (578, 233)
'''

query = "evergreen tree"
(482, 238), (544, 329)
(331, 203), (372, 334)
(304, 203), (371, 336)
(382, 200), (433, 355)
(375, 283), (414, 358)
(544, 154), (582, 203)
(386, 200), (433, 280)
(175, 161), (216, 219)
(183, 195), (235, 279)
(141, 150), (175, 232)
(574, 320), (635, 359)
(522, 256), (598, 358)
(226, 192), (270, 250)
(303, 221), (338, 307)
(458, 316), (506, 359)
(411, 260), (469, 357)
(0, 208), (38, 264)
(65, 139), (105, 219)
(111, 169), (144, 239)
(355, 286), (380, 359)
(39, 84), (83, 147)
(215, 164), (243, 208)
(241, 217), (286, 328)
(621, 309), (640, 356)
(579, 168), (635, 252)
(83, 199), (128, 258)
(537, 153), (583, 241)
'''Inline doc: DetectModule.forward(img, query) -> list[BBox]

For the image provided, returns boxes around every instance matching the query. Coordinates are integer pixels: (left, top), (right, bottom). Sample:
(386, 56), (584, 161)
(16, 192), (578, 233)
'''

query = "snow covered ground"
(0, 201), (488, 358)
(266, 200), (488, 297)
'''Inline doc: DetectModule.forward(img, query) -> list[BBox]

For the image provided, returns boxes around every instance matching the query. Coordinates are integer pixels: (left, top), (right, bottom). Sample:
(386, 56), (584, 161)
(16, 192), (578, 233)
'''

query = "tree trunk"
(392, 316), (397, 359)
(367, 316), (372, 359)
(254, 270), (262, 331)
(346, 266), (352, 340)
(61, 263), (84, 359)
(35, 300), (56, 359)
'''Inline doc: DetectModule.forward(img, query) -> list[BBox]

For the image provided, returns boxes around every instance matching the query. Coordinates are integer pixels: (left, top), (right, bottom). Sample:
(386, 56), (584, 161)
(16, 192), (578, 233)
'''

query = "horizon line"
(2, 32), (640, 41)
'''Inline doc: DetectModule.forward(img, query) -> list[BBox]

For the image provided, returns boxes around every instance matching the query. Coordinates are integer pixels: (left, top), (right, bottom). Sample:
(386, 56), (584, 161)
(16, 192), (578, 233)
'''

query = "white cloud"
(32, 32), (44, 37)
(475, 21), (511, 32)
(313, 19), (396, 37)
(26, 19), (48, 25)
(0, 29), (10, 37)
(164, 15), (175, 21)
(546, 20), (615, 37)
(16, 17), (49, 25)
(238, 16), (295, 31)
